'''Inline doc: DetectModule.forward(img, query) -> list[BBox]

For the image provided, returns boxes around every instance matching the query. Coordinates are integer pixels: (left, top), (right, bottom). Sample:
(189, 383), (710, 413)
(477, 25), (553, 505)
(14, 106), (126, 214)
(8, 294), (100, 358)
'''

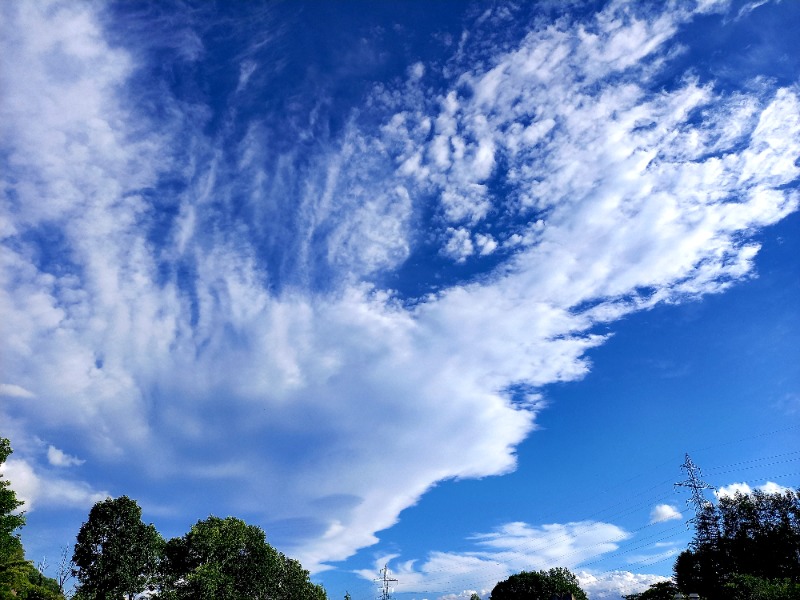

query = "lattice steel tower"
(375, 564), (398, 600)
(675, 453), (716, 515)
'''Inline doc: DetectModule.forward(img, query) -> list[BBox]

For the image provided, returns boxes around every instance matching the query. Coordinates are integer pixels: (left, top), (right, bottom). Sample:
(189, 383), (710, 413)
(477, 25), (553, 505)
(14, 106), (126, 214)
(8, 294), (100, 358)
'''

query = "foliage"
(72, 495), (163, 600)
(722, 574), (800, 600)
(674, 488), (800, 599)
(1, 549), (64, 600)
(0, 438), (25, 564)
(1, 437), (65, 600)
(1, 545), (64, 600)
(489, 567), (588, 600)
(470, 594), (481, 600)
(622, 580), (679, 600)
(158, 515), (326, 600)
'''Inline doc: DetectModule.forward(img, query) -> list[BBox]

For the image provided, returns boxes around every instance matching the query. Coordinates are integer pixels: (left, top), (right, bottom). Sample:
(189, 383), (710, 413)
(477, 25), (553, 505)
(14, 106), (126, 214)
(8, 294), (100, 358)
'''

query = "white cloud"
(736, 0), (772, 20)
(443, 227), (475, 261)
(236, 60), (258, 92)
(717, 482), (753, 498)
(354, 520), (631, 595)
(409, 61), (425, 80)
(441, 185), (491, 225)
(758, 481), (792, 495)
(3, 458), (107, 512)
(716, 481), (792, 499)
(0, 383), (35, 398)
(475, 233), (498, 256)
(626, 546), (682, 567)
(1, 0), (798, 577)
(649, 504), (682, 524)
(47, 445), (85, 467)
(577, 570), (669, 599)
(438, 592), (487, 600)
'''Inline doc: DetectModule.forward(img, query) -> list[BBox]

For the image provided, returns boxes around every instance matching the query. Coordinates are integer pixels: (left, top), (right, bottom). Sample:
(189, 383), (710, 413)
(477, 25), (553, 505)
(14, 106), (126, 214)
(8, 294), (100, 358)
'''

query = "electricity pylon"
(375, 564), (398, 600)
(675, 453), (719, 545)
(675, 453), (716, 515)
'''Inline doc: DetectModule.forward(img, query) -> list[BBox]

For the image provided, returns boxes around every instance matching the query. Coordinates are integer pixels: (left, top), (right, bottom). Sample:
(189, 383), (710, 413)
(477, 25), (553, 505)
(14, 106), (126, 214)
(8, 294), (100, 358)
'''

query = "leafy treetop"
(72, 495), (164, 600)
(1, 437), (65, 599)
(490, 567), (588, 600)
(159, 515), (327, 600)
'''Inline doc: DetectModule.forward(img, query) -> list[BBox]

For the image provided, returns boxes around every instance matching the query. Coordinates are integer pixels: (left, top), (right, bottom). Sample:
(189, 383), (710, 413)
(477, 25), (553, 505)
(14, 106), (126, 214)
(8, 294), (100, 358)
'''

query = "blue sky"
(1, 0), (799, 598)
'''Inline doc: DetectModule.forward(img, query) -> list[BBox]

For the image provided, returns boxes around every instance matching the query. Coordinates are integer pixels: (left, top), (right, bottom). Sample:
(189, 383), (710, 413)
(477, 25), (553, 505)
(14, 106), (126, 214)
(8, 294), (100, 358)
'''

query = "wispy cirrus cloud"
(1, 0), (798, 580)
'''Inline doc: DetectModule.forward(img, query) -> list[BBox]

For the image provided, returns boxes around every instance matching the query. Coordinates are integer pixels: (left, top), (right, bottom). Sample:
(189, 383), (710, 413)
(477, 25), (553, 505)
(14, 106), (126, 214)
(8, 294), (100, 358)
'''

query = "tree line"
(3, 435), (800, 599)
(1, 437), (325, 600)
(2, 437), (64, 599)
(623, 486), (800, 600)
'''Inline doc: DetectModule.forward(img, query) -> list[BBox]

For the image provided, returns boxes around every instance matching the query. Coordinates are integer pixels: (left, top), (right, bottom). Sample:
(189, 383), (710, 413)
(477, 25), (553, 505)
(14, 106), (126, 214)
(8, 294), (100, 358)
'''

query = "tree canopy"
(0, 438), (25, 565)
(159, 515), (326, 600)
(622, 580), (678, 600)
(489, 567), (588, 600)
(72, 495), (163, 600)
(1, 437), (64, 600)
(674, 487), (800, 599)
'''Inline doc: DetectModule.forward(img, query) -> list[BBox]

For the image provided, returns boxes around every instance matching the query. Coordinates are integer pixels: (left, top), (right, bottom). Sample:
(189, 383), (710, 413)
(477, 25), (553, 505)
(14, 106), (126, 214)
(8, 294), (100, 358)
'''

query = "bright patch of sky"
(1, 1), (799, 598)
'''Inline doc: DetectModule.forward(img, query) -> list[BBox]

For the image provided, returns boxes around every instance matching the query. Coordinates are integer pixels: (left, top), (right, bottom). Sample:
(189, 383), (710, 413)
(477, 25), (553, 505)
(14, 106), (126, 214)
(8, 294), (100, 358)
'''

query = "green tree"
(159, 515), (326, 600)
(674, 487), (800, 599)
(622, 580), (679, 600)
(717, 489), (800, 582)
(72, 495), (163, 600)
(470, 593), (482, 600)
(0, 438), (25, 566)
(1, 437), (64, 600)
(490, 567), (588, 600)
(723, 574), (800, 600)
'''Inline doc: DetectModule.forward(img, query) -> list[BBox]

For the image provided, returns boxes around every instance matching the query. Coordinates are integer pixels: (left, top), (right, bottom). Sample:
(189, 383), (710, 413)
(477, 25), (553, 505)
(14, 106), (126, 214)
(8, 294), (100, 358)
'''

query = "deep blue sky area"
(330, 210), (800, 598)
(2, 1), (799, 599)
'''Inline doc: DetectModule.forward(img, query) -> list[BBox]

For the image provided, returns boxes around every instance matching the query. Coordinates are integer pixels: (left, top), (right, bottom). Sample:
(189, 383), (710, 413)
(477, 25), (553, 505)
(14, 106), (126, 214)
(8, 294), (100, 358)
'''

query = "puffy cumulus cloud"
(759, 481), (793, 495)
(47, 445), (85, 468)
(3, 458), (107, 512)
(576, 570), (670, 599)
(716, 481), (792, 499)
(1, 0), (799, 576)
(649, 504), (682, 524)
(354, 520), (631, 595)
(717, 482), (755, 498)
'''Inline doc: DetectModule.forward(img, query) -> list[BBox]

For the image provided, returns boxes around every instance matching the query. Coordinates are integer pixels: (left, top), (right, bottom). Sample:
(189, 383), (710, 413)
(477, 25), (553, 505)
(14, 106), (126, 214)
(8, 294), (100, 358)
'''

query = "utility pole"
(375, 563), (398, 600)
